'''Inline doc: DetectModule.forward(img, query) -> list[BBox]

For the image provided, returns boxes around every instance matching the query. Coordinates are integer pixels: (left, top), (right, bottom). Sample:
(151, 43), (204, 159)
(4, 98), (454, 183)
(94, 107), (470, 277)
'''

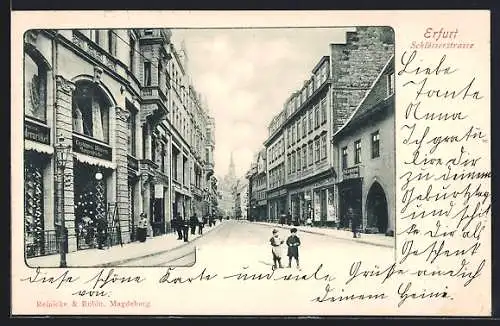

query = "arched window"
(72, 81), (110, 143)
(24, 53), (47, 122)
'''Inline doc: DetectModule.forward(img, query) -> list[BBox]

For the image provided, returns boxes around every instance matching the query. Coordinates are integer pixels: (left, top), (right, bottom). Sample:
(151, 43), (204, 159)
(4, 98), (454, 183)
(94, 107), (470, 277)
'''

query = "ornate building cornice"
(55, 75), (76, 94)
(115, 106), (130, 122)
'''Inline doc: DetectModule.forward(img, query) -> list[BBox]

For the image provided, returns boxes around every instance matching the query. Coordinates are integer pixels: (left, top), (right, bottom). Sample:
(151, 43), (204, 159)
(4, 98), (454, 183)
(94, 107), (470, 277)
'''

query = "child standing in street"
(269, 229), (284, 270)
(286, 228), (301, 270)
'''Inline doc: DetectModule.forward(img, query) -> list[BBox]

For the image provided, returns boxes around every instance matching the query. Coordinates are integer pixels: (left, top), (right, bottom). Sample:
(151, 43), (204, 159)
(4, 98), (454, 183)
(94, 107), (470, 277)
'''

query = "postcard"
(11, 10), (491, 316)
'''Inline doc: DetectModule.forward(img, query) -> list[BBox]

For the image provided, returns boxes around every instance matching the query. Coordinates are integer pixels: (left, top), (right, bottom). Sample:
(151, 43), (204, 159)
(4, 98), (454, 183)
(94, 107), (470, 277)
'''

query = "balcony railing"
(25, 229), (61, 258)
(141, 85), (168, 104)
(76, 225), (122, 250)
(71, 31), (117, 72)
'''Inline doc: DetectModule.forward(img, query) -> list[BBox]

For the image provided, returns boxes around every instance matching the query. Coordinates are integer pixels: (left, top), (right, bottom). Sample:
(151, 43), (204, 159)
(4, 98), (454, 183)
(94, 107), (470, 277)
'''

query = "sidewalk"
(254, 222), (394, 248)
(26, 221), (224, 268)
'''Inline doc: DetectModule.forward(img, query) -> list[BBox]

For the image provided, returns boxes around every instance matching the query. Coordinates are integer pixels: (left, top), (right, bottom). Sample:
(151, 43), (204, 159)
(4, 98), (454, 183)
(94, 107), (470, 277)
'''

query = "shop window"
(354, 140), (362, 164)
(24, 53), (47, 122)
(72, 81), (110, 143)
(372, 131), (380, 158)
(74, 163), (107, 249)
(24, 155), (45, 257)
(342, 146), (348, 170)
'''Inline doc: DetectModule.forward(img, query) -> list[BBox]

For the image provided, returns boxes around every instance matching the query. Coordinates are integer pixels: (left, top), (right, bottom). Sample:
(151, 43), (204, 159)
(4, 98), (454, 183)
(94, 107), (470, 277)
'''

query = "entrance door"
(366, 182), (388, 233)
(74, 162), (107, 249)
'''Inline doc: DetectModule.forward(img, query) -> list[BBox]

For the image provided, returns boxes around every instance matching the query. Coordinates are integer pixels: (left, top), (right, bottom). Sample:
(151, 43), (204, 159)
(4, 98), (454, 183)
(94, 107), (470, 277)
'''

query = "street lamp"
(55, 135), (72, 268)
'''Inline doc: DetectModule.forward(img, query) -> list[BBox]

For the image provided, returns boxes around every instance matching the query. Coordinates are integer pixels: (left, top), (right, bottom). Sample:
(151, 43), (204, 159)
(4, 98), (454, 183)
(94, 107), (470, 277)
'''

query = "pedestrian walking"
(279, 211), (286, 226)
(269, 229), (284, 270)
(190, 213), (198, 235)
(138, 213), (149, 243)
(198, 214), (204, 235)
(305, 216), (313, 227)
(174, 213), (183, 240)
(182, 216), (190, 242)
(286, 228), (301, 269)
(348, 207), (361, 238)
(286, 210), (292, 225)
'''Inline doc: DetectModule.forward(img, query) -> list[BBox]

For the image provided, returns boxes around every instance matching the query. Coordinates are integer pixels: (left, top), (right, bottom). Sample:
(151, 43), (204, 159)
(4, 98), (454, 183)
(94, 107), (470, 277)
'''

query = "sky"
(171, 27), (355, 180)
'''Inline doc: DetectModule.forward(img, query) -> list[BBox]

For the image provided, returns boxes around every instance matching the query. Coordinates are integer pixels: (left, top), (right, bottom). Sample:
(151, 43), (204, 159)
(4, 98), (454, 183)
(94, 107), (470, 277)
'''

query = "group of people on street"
(172, 212), (220, 242)
(273, 207), (362, 239)
(135, 212), (221, 243)
(269, 228), (301, 271)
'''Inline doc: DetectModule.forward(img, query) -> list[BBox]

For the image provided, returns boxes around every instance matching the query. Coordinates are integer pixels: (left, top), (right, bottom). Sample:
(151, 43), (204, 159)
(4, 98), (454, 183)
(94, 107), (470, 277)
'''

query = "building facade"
(247, 149), (267, 221)
(23, 28), (216, 259)
(263, 26), (394, 227)
(333, 56), (395, 235)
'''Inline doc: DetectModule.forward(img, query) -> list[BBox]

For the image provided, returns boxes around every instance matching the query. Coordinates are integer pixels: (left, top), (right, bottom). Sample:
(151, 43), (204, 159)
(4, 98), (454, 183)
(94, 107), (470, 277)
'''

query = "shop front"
(72, 131), (117, 250)
(267, 188), (287, 222)
(287, 172), (337, 226)
(337, 177), (363, 229)
(24, 139), (54, 258)
(127, 155), (139, 241)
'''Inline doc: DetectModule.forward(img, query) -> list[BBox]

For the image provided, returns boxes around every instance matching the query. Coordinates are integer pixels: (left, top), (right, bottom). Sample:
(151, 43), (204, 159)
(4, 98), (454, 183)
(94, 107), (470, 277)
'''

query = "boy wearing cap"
(286, 228), (301, 269)
(269, 229), (284, 270)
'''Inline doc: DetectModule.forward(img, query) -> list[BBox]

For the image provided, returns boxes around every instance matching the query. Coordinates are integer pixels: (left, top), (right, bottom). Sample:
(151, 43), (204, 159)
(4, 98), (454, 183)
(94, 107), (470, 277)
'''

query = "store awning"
(25, 140), (54, 155)
(73, 152), (116, 170)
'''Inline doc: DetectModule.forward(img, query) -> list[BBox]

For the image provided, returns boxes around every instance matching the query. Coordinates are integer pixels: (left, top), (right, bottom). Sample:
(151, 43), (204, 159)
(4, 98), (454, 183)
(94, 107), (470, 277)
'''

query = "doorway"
(366, 181), (388, 233)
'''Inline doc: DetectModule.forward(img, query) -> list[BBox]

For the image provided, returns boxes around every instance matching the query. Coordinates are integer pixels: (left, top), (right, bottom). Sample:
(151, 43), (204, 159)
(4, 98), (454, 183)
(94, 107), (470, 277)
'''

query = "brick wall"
(331, 27), (395, 133)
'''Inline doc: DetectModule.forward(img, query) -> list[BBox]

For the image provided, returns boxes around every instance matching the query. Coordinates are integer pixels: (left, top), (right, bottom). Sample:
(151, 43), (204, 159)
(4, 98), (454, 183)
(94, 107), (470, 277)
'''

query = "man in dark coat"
(182, 215), (190, 242)
(349, 207), (361, 238)
(190, 213), (198, 235)
(174, 214), (183, 240)
(286, 228), (301, 269)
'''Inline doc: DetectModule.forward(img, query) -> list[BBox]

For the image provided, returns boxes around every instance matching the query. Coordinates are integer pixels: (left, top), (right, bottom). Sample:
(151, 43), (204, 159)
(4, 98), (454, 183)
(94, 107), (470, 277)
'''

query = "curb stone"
(100, 222), (224, 267)
(254, 222), (394, 249)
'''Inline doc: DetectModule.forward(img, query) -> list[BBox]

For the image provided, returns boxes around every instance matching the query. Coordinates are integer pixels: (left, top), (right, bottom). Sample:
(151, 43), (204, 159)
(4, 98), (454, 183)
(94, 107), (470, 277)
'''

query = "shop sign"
(73, 136), (112, 161)
(24, 120), (50, 145)
(268, 188), (287, 199)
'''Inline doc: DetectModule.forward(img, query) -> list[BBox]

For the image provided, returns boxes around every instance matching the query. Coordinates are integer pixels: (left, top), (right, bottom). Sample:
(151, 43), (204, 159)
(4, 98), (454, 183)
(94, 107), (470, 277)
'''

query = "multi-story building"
(23, 28), (216, 260)
(264, 113), (286, 222)
(263, 26), (394, 227)
(247, 149), (267, 221)
(233, 177), (249, 220)
(332, 56), (395, 235)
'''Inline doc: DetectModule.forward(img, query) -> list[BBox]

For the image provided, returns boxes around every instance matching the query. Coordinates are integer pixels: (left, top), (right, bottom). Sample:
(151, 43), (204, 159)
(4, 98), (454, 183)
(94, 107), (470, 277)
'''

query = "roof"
(332, 55), (395, 139)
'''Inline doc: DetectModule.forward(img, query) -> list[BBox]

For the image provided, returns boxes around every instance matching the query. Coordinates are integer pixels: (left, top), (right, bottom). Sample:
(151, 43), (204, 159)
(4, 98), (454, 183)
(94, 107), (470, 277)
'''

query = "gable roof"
(332, 55), (395, 140)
